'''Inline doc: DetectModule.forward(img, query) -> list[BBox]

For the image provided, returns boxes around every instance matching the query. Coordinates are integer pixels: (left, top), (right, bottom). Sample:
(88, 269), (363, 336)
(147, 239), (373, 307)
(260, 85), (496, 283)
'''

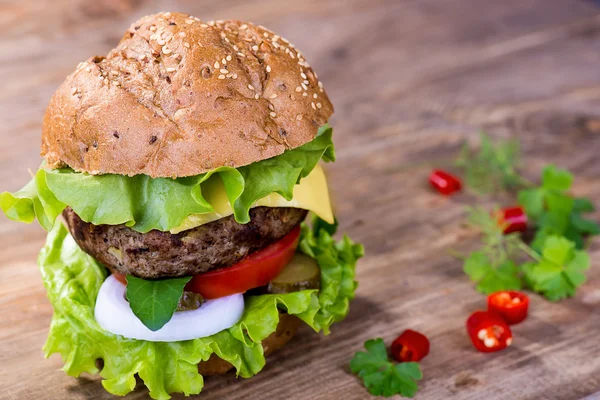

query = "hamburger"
(0, 12), (363, 399)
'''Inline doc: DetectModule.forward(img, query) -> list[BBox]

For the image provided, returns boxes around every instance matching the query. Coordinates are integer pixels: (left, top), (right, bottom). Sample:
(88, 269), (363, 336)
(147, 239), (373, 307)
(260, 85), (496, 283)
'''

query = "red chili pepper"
(391, 329), (430, 362)
(495, 206), (527, 234)
(429, 169), (462, 195)
(466, 311), (513, 353)
(487, 291), (529, 325)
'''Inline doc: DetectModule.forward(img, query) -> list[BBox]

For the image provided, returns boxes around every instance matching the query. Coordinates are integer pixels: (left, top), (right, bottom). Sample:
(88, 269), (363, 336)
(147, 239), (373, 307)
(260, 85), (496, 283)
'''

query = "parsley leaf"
(456, 132), (525, 193)
(518, 165), (573, 220)
(518, 165), (600, 250)
(463, 252), (522, 294)
(126, 275), (192, 331)
(523, 236), (590, 301)
(350, 338), (423, 398)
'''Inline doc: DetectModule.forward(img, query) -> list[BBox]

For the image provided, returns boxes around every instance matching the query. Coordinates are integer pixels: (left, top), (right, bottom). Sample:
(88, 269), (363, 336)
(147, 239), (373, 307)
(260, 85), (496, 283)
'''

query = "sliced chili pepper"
(391, 329), (430, 362)
(466, 310), (512, 353)
(495, 206), (527, 234)
(488, 291), (529, 325)
(429, 169), (462, 195)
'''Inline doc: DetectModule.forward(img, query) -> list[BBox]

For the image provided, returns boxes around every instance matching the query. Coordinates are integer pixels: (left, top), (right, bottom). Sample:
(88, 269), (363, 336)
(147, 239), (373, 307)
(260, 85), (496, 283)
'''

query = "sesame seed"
(226, 73), (233, 78)
(233, 73), (238, 79)
(224, 37), (230, 43)
(71, 87), (77, 95)
(86, 67), (92, 72)
(255, 94), (260, 100)
(220, 32), (226, 38)
(185, 19), (194, 24)
(157, 39), (166, 46)
(252, 45), (259, 51)
(162, 46), (172, 54)
(296, 114), (303, 120)
(313, 93), (318, 99)
(233, 45), (239, 51)
(268, 104), (274, 110)
(301, 72), (307, 79)
(237, 52), (246, 57)
(317, 102), (322, 109)
(218, 74), (226, 79)
(179, 32), (186, 37)
(214, 61), (220, 68)
(270, 94), (277, 99)
(200, 24), (208, 28)
(226, 55), (232, 61)
(301, 83), (308, 90)
(303, 80), (309, 85)
(318, 81), (323, 88)
(222, 58), (226, 64)
(311, 102), (316, 110)
(150, 26), (157, 31)
(208, 21), (215, 26)
(240, 24), (248, 30)
(263, 32), (269, 38)
(295, 86), (302, 92)
(166, 67), (176, 72)
(302, 92), (308, 97)
(270, 112), (277, 117)
(248, 84), (255, 90)
(220, 68), (228, 74)
(266, 65), (271, 73)
(184, 42), (190, 48)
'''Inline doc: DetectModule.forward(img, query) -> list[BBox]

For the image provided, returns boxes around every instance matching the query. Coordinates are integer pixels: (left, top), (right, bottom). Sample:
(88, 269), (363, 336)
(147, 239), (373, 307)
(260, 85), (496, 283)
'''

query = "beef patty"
(62, 207), (307, 279)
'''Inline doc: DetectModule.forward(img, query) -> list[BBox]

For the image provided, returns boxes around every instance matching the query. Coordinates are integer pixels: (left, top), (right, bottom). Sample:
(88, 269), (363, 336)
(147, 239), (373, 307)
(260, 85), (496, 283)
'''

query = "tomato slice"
(112, 225), (301, 299)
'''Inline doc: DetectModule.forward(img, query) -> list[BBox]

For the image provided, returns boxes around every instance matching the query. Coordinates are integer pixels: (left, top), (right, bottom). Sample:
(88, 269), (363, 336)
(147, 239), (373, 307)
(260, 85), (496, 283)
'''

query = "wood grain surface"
(2, 0), (600, 399)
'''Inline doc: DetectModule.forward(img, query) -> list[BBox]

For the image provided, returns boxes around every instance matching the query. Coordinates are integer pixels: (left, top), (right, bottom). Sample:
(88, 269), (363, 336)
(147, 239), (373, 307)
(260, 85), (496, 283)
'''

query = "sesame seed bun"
(41, 12), (333, 178)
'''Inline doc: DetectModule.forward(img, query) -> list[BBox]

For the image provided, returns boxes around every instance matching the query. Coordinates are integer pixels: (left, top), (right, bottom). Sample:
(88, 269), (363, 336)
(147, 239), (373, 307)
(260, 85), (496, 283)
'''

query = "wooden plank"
(1, 0), (600, 399)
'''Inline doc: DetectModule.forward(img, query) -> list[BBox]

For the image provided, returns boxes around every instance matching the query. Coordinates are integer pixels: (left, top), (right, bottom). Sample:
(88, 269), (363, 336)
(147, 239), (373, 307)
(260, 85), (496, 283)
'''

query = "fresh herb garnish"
(456, 132), (526, 193)
(456, 135), (598, 301)
(522, 236), (590, 301)
(350, 338), (423, 398)
(518, 165), (600, 250)
(126, 275), (192, 331)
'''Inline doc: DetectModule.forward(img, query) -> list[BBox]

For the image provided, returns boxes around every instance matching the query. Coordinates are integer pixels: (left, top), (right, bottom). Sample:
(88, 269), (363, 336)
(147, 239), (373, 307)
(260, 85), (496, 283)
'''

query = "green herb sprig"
(350, 338), (423, 398)
(457, 134), (598, 301)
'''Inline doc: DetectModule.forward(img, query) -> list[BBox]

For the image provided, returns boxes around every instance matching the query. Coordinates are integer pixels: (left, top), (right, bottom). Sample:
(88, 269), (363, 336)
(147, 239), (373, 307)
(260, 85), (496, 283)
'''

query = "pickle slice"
(267, 253), (321, 294)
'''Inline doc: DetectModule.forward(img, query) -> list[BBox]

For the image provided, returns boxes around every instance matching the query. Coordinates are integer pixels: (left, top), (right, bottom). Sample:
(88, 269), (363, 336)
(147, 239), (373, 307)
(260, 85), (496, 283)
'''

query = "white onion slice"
(94, 275), (244, 342)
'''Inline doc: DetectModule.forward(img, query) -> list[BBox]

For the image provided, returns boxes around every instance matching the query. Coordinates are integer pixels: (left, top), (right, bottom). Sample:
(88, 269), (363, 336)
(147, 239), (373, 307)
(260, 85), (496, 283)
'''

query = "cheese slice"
(170, 164), (334, 233)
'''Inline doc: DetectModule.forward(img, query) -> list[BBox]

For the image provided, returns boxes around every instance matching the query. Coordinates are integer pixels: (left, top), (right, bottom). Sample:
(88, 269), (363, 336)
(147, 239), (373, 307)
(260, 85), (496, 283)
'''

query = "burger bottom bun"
(198, 313), (302, 376)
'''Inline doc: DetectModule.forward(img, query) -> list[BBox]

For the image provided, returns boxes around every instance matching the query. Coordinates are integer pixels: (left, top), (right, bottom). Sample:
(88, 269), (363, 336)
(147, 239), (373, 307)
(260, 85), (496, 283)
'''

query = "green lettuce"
(39, 217), (361, 399)
(1, 125), (334, 233)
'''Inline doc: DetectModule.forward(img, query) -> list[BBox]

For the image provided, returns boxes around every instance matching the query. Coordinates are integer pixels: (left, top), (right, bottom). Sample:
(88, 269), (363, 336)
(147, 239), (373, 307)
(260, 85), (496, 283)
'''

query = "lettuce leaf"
(1, 125), (334, 233)
(39, 216), (361, 399)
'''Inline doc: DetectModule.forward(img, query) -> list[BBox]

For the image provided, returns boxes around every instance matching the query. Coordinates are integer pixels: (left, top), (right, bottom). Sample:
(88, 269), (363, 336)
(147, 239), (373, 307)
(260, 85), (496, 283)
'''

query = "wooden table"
(2, 0), (600, 399)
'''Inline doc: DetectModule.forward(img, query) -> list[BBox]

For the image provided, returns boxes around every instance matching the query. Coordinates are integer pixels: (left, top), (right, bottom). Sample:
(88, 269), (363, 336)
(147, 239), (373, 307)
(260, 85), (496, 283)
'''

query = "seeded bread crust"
(41, 12), (333, 178)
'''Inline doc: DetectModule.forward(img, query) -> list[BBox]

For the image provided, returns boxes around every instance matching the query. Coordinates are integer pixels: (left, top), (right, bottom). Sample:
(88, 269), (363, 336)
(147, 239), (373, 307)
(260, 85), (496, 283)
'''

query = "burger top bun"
(41, 12), (333, 178)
